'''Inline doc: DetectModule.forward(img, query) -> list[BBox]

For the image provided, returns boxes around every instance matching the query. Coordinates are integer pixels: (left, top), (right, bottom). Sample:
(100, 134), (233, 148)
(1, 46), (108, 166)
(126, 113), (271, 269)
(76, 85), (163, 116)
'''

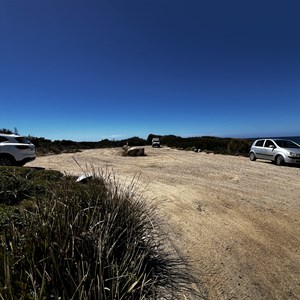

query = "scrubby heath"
(1, 127), (251, 156)
(0, 167), (200, 299)
(30, 135), (251, 157)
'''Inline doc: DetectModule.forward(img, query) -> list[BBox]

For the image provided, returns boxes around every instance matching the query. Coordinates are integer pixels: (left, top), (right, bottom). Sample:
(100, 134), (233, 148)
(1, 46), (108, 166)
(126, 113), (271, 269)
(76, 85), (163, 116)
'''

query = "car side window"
(264, 140), (275, 148)
(15, 137), (31, 144)
(255, 140), (264, 147)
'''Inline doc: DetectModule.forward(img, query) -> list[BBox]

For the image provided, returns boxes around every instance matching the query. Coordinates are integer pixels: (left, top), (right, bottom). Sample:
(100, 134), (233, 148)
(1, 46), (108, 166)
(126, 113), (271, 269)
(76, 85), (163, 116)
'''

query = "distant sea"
(249, 136), (300, 144)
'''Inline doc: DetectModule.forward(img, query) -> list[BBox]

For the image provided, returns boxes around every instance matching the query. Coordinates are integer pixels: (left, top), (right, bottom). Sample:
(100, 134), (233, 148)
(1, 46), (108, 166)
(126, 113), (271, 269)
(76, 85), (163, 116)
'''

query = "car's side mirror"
(269, 145), (275, 148)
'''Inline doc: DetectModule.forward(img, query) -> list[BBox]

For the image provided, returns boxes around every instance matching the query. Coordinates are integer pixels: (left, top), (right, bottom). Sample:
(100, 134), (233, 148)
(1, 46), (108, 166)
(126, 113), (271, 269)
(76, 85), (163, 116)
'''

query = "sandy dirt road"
(28, 146), (300, 299)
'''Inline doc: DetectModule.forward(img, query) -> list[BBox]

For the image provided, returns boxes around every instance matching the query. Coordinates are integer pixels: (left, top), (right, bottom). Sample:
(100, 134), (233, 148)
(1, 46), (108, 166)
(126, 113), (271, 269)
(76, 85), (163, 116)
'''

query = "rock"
(125, 147), (145, 156)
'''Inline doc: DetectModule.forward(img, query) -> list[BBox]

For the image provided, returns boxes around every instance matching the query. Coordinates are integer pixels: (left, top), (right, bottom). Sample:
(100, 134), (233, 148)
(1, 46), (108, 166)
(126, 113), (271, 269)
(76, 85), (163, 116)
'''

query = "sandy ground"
(28, 146), (300, 299)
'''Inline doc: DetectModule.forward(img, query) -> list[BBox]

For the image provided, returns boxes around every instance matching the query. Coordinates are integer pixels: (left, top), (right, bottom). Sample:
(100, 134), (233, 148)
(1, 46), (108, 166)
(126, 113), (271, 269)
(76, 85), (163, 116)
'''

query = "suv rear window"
(15, 137), (31, 144)
(0, 137), (9, 142)
(255, 140), (264, 147)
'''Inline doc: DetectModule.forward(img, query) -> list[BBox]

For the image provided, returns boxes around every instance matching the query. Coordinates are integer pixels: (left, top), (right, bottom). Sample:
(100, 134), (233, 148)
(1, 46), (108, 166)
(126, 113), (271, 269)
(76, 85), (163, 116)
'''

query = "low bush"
(0, 167), (63, 205)
(227, 138), (251, 155)
(0, 167), (200, 299)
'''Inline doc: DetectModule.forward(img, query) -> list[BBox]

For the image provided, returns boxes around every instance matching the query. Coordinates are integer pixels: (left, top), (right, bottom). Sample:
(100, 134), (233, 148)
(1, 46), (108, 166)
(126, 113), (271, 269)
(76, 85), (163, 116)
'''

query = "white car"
(0, 134), (36, 166)
(249, 139), (300, 166)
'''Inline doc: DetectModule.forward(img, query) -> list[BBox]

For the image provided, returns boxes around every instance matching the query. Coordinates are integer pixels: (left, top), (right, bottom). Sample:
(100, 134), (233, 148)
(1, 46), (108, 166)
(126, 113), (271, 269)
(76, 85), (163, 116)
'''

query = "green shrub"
(0, 167), (63, 205)
(227, 139), (251, 156)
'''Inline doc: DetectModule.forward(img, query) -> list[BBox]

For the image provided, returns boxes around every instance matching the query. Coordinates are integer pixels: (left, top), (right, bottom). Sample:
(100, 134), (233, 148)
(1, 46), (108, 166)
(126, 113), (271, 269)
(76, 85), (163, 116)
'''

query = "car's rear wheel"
(275, 155), (285, 166)
(0, 155), (14, 166)
(249, 152), (256, 161)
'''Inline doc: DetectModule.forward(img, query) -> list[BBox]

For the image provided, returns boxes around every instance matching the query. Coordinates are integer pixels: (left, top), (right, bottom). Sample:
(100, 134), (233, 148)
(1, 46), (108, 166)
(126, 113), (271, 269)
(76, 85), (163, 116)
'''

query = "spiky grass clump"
(0, 168), (198, 299)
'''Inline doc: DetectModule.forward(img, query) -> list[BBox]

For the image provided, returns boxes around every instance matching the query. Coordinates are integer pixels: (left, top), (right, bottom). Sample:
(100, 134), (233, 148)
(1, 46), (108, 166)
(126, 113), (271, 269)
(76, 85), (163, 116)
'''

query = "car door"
(263, 140), (276, 160)
(254, 140), (265, 159)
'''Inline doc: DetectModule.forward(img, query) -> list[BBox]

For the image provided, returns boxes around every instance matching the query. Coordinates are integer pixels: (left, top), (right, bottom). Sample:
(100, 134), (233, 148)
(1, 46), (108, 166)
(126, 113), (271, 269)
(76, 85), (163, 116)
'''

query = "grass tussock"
(0, 167), (201, 299)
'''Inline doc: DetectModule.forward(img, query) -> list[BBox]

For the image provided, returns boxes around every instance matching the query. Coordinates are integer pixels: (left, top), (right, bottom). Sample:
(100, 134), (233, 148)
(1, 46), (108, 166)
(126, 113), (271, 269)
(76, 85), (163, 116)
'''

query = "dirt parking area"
(28, 146), (300, 299)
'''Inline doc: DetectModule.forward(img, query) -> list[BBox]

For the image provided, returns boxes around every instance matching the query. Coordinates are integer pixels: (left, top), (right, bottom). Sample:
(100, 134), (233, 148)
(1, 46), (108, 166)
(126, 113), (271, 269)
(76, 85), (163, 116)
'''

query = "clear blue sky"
(1, 0), (299, 141)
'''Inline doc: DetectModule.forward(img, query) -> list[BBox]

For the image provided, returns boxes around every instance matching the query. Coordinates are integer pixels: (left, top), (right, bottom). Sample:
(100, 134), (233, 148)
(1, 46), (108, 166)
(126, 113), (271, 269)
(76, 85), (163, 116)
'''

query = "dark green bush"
(0, 167), (63, 205)
(227, 139), (251, 155)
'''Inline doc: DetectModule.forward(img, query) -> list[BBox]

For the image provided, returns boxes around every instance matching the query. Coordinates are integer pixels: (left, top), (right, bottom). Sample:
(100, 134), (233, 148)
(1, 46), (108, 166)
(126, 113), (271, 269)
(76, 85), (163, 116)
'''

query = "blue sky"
(1, 0), (299, 141)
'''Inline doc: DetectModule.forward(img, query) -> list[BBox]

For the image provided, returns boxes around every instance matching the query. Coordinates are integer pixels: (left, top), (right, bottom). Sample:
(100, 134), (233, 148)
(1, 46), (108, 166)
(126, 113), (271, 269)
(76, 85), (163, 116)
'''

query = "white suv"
(152, 137), (160, 148)
(0, 134), (36, 166)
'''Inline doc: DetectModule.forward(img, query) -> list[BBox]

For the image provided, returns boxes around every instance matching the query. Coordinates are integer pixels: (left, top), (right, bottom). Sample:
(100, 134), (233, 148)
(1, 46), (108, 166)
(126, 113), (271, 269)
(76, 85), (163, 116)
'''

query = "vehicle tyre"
(249, 152), (256, 161)
(275, 155), (284, 166)
(0, 155), (14, 166)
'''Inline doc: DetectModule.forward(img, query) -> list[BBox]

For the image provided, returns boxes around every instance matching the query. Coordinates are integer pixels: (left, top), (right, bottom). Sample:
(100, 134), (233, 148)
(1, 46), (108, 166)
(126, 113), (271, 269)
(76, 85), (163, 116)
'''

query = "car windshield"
(274, 140), (300, 149)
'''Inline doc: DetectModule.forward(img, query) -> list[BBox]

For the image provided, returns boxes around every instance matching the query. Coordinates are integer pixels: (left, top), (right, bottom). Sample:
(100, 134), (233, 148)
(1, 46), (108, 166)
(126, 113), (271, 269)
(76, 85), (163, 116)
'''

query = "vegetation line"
(1, 128), (252, 156)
